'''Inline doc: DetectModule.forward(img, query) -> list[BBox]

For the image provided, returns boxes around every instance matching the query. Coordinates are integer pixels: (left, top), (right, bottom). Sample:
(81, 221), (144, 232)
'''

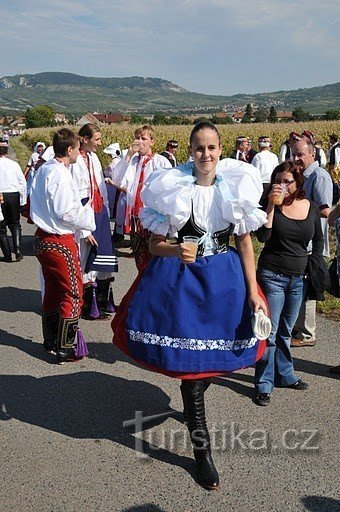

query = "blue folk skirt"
(82, 200), (118, 274)
(112, 249), (266, 379)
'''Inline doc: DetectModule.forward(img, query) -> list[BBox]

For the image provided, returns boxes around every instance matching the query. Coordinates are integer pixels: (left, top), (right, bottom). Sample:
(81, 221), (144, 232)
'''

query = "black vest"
(330, 143), (340, 166)
(177, 205), (233, 256)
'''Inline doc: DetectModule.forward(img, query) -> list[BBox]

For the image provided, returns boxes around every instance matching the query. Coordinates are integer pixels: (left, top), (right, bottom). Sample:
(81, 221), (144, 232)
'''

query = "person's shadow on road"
(0, 371), (194, 481)
(0, 287), (41, 313)
(301, 495), (340, 511)
(0, 327), (149, 370)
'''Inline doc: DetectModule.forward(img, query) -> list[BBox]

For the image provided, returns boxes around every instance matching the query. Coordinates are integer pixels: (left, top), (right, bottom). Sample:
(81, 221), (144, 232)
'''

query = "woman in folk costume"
(111, 125), (170, 272)
(112, 122), (269, 490)
(70, 123), (118, 320)
(30, 128), (95, 364)
(103, 143), (127, 243)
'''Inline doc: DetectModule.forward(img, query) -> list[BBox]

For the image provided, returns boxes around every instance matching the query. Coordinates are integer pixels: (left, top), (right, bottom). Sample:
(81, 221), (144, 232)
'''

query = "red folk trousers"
(34, 228), (83, 319)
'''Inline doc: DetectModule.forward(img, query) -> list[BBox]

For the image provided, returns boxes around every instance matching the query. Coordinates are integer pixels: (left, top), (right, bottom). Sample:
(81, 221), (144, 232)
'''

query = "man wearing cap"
(290, 139), (333, 347)
(251, 136), (279, 196)
(278, 132), (301, 163)
(0, 142), (26, 262)
(229, 137), (249, 162)
(161, 140), (178, 167)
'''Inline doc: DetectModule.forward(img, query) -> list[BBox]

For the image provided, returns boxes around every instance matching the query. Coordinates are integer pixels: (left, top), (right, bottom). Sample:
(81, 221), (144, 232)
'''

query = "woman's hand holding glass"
(268, 183), (287, 206)
(177, 242), (197, 264)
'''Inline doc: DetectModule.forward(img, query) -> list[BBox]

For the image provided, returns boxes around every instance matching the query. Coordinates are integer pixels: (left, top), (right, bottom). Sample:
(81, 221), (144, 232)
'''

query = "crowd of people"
(0, 123), (339, 490)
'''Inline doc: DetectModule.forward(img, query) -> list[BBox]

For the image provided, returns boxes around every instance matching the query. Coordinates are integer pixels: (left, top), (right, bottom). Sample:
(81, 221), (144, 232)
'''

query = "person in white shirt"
(278, 132), (301, 163)
(112, 125), (170, 272)
(30, 128), (95, 364)
(327, 133), (340, 168)
(251, 136), (279, 199)
(24, 141), (46, 177)
(229, 136), (249, 162)
(70, 124), (118, 320)
(160, 139), (178, 167)
(0, 142), (27, 262)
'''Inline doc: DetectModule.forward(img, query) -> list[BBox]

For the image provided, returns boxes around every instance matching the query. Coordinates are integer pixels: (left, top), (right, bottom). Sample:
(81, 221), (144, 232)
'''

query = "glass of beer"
(273, 184), (287, 205)
(182, 236), (200, 260)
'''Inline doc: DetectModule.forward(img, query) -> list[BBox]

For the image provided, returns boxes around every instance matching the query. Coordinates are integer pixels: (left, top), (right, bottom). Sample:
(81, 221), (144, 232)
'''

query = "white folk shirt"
(0, 156), (27, 205)
(112, 152), (170, 216)
(30, 158), (95, 235)
(70, 152), (109, 239)
(251, 150), (279, 184)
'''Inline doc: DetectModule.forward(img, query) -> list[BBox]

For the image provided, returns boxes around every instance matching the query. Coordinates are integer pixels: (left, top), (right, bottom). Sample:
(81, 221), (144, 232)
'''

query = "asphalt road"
(0, 215), (339, 512)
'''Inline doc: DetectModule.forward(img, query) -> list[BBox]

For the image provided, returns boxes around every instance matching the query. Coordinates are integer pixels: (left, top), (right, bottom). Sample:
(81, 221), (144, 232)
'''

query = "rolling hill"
(0, 72), (339, 115)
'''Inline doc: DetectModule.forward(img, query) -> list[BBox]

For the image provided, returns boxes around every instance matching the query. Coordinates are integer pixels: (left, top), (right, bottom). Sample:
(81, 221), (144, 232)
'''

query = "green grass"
(9, 137), (31, 170)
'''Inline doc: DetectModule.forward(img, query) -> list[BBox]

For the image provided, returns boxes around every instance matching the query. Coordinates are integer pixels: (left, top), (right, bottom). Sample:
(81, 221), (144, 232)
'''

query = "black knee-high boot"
(42, 310), (59, 353)
(56, 317), (80, 364)
(180, 380), (219, 490)
(182, 379), (211, 424)
(10, 226), (23, 261)
(0, 236), (12, 262)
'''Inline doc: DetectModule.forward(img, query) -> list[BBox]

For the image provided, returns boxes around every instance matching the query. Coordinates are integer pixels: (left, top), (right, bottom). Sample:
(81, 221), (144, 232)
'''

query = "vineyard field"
(16, 120), (340, 169)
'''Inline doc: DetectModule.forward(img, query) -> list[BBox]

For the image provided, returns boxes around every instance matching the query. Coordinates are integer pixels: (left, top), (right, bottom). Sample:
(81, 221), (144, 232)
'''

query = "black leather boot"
(96, 278), (113, 316)
(0, 236), (12, 262)
(56, 317), (82, 364)
(180, 380), (219, 490)
(11, 226), (23, 261)
(42, 310), (59, 353)
(181, 379), (211, 424)
(81, 283), (111, 320)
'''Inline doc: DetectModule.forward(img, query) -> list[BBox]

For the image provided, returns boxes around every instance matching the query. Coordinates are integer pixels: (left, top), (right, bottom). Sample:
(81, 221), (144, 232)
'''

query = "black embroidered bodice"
(177, 205), (234, 256)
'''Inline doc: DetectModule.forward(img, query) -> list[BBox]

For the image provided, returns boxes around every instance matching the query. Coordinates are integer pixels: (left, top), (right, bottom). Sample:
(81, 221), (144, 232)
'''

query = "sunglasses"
(274, 179), (295, 185)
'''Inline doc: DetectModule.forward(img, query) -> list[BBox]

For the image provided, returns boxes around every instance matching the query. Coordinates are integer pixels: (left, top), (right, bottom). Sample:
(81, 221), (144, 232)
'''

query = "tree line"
(13, 104), (340, 129)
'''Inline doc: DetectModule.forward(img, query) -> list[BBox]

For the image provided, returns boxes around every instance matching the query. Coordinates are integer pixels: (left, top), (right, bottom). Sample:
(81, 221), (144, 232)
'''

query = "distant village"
(0, 107), (300, 134)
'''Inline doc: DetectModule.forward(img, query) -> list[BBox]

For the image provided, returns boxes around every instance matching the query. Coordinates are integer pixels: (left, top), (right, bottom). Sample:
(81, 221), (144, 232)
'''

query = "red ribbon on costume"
(124, 153), (154, 232)
(81, 150), (104, 214)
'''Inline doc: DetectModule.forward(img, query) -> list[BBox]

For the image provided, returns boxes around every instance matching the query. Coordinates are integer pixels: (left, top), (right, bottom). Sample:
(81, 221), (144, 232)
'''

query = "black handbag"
(327, 258), (340, 298)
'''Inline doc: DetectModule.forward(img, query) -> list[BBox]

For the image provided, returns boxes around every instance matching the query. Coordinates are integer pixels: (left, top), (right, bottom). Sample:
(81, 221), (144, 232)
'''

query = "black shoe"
(56, 349), (82, 365)
(255, 393), (271, 406)
(286, 379), (308, 390)
(15, 251), (23, 262)
(43, 340), (57, 354)
(194, 448), (220, 491)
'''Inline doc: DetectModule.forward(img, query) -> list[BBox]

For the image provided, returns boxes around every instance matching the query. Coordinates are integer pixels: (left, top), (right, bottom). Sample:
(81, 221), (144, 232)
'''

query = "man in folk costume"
(70, 123), (118, 320)
(160, 139), (179, 167)
(30, 128), (95, 364)
(112, 125), (170, 272)
(278, 132), (301, 164)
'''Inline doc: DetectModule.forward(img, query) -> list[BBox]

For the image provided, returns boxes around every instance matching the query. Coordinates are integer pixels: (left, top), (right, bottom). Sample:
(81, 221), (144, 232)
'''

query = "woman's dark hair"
(78, 123), (100, 140)
(189, 121), (220, 145)
(266, 160), (305, 206)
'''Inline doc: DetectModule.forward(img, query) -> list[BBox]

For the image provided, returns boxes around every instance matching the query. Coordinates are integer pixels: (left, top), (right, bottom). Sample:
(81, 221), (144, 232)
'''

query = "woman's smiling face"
(191, 128), (222, 181)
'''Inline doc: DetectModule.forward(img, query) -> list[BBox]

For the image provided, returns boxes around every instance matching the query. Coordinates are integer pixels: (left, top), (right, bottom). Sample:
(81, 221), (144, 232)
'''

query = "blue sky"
(1, 0), (339, 96)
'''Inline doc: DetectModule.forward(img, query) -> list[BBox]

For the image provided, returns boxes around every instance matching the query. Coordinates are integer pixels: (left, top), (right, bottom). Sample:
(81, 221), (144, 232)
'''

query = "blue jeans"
(255, 268), (305, 394)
